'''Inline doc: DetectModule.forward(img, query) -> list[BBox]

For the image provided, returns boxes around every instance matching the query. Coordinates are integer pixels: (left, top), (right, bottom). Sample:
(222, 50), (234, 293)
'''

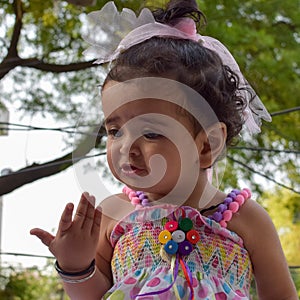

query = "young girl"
(30, 1), (298, 299)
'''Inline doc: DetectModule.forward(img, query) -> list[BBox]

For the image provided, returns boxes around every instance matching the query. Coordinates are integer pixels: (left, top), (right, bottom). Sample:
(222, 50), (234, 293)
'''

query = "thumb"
(30, 228), (55, 247)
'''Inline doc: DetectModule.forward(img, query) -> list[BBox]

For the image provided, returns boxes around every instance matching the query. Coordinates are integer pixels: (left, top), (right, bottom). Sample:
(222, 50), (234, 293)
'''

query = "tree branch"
(20, 58), (97, 72)
(0, 0), (24, 79)
(0, 126), (106, 196)
(7, 0), (23, 58)
(65, 0), (96, 6)
(0, 57), (97, 80)
(0, 152), (77, 196)
(0, 0), (97, 80)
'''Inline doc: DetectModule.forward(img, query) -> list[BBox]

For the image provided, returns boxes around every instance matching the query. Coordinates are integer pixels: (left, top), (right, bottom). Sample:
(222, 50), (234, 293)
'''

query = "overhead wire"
(0, 121), (103, 136)
(270, 106), (300, 117)
(230, 146), (300, 154)
(227, 155), (300, 195)
(0, 251), (54, 260)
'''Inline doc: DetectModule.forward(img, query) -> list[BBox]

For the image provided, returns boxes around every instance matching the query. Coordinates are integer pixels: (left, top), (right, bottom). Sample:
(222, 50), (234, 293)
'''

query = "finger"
(82, 194), (96, 231)
(30, 228), (55, 247)
(72, 192), (89, 228)
(91, 206), (102, 236)
(58, 202), (74, 233)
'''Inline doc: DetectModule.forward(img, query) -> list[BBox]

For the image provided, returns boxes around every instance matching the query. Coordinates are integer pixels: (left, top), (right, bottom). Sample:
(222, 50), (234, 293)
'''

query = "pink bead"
(131, 197), (140, 204)
(240, 190), (249, 199)
(235, 194), (245, 205)
(229, 201), (239, 213)
(220, 220), (227, 228)
(129, 191), (136, 198)
(122, 186), (130, 194)
(222, 210), (233, 221)
(243, 188), (252, 198)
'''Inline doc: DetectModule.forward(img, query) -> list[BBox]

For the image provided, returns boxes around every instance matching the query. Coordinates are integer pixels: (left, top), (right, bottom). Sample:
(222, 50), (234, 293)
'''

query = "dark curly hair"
(104, 0), (247, 146)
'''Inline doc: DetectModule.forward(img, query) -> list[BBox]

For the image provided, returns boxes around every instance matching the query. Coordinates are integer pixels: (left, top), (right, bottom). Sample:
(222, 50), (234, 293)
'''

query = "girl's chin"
(116, 172), (149, 188)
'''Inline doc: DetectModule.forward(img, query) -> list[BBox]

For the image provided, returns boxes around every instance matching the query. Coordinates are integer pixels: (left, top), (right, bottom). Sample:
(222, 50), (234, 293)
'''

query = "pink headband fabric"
(83, 1), (271, 134)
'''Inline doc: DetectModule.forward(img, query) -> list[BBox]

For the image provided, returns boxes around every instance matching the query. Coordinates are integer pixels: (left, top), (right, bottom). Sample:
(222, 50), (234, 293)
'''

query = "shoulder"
(228, 198), (284, 260)
(228, 198), (273, 248)
(228, 199), (298, 299)
(99, 192), (132, 240)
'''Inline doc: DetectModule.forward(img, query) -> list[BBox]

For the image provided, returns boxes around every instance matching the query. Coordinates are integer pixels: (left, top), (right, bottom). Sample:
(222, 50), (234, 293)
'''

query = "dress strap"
(206, 188), (251, 228)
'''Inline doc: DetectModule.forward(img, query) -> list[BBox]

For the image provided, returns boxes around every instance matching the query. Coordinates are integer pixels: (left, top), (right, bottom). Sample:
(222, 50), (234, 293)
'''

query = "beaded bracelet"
(55, 259), (96, 284)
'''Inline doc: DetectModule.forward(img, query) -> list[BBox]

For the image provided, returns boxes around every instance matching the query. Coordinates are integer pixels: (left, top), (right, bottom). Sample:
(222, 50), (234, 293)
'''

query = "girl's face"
(103, 96), (200, 199)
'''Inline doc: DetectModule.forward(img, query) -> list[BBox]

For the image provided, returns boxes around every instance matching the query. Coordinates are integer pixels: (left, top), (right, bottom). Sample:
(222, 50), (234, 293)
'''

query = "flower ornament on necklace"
(159, 218), (200, 257)
(83, 1), (271, 134)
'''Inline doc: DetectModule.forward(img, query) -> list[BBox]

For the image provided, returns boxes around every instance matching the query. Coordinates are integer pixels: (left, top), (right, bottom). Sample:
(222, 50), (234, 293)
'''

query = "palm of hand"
(30, 192), (102, 273)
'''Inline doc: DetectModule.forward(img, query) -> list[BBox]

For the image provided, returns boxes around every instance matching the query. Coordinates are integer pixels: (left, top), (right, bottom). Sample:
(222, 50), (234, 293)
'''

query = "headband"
(83, 1), (271, 134)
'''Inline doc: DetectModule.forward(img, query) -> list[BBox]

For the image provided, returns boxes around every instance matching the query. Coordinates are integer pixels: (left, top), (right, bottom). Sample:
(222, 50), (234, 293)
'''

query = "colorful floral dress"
(103, 194), (253, 299)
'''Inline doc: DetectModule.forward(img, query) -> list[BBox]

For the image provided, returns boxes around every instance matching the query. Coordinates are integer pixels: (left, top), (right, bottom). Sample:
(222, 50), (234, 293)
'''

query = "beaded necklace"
(122, 186), (150, 209)
(206, 188), (251, 228)
(122, 186), (251, 228)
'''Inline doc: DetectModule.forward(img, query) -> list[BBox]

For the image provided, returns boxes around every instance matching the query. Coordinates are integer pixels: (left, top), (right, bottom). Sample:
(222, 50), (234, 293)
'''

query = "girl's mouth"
(120, 164), (146, 176)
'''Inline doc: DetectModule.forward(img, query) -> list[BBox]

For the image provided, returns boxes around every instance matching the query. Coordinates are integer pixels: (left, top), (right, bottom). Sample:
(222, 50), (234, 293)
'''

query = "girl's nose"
(119, 136), (141, 156)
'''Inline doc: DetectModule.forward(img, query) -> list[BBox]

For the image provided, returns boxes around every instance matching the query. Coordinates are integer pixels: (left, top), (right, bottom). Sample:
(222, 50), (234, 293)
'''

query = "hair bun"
(166, 0), (198, 10)
(153, 0), (205, 25)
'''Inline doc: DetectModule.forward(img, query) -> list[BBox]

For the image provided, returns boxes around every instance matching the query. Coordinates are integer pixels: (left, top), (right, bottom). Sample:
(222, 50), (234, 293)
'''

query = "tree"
(261, 188), (300, 266)
(0, 262), (68, 299)
(260, 188), (300, 297)
(197, 0), (300, 195)
(0, 0), (299, 196)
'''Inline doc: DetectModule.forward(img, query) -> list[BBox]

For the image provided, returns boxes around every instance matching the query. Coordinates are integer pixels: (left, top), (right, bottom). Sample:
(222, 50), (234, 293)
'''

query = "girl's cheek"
(107, 156), (118, 179)
(107, 147), (120, 175)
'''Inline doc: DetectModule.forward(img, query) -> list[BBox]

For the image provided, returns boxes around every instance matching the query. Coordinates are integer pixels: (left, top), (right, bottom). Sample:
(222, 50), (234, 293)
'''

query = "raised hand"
(30, 192), (102, 272)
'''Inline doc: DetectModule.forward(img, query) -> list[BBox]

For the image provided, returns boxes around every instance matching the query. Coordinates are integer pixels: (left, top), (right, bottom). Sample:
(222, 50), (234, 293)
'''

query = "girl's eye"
(107, 128), (122, 138)
(143, 132), (162, 139)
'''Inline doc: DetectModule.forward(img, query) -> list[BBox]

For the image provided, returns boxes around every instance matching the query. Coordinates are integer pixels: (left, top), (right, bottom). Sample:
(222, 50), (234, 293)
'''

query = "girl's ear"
(195, 122), (227, 169)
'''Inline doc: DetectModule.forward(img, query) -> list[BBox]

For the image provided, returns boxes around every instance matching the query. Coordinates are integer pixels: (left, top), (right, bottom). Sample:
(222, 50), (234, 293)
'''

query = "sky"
(0, 105), (119, 269)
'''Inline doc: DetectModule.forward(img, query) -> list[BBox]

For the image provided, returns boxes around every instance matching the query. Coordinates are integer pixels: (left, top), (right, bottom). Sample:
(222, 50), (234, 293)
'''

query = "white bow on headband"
(83, 1), (271, 134)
